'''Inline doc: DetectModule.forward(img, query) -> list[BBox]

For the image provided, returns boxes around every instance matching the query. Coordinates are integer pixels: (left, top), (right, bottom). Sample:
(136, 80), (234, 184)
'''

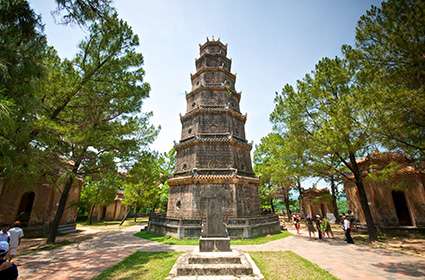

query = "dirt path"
(17, 226), (425, 280)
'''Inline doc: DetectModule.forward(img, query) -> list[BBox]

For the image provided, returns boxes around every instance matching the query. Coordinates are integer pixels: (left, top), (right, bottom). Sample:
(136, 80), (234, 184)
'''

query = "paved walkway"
(17, 226), (425, 280)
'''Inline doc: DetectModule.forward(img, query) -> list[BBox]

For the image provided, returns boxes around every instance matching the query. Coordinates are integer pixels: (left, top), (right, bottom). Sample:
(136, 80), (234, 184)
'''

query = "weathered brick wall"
(186, 90), (240, 112)
(196, 54), (231, 70)
(0, 177), (81, 227)
(235, 182), (260, 217)
(344, 173), (425, 227)
(191, 71), (235, 90)
(195, 143), (234, 168)
(176, 146), (196, 171)
(167, 182), (260, 219)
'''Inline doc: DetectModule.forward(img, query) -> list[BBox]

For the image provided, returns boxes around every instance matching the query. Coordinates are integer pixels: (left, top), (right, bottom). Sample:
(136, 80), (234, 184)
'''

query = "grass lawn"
(134, 230), (292, 245)
(94, 250), (336, 280)
(93, 251), (181, 280)
(250, 251), (338, 280)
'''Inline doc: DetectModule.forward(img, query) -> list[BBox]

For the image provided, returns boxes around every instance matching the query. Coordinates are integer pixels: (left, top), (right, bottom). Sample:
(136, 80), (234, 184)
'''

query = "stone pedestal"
(167, 250), (264, 280)
(199, 237), (231, 252)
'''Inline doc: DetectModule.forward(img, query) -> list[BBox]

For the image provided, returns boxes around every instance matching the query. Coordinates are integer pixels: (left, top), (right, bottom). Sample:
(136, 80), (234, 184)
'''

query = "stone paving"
(17, 225), (425, 280)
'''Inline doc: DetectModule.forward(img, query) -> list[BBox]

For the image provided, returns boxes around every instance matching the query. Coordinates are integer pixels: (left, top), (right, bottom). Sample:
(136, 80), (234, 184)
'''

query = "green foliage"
(337, 198), (348, 214)
(80, 175), (121, 211)
(123, 149), (175, 213)
(53, 0), (113, 25)
(354, 0), (425, 160)
(254, 133), (305, 212)
(0, 0), (48, 182)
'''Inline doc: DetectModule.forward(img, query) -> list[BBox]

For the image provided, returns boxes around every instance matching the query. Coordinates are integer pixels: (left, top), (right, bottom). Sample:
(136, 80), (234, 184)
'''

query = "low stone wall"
(19, 223), (77, 238)
(147, 213), (281, 239)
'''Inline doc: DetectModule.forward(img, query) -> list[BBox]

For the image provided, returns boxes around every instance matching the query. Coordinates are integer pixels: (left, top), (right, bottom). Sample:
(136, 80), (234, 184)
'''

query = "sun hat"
(0, 241), (9, 254)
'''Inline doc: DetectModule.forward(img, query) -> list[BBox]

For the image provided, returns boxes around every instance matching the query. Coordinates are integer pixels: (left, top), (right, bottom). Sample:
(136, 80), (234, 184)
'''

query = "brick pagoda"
(148, 38), (280, 238)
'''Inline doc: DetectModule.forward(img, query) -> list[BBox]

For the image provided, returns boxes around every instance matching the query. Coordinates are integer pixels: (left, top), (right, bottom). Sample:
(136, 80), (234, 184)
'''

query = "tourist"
(0, 227), (9, 243)
(7, 222), (24, 262)
(306, 217), (316, 239)
(321, 216), (334, 238)
(0, 241), (18, 280)
(343, 215), (354, 244)
(315, 215), (323, 240)
(292, 214), (301, 234)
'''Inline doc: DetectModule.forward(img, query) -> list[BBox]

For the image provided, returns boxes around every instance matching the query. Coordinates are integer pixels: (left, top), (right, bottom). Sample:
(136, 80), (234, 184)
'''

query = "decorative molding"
(168, 174), (259, 186)
(174, 134), (252, 150)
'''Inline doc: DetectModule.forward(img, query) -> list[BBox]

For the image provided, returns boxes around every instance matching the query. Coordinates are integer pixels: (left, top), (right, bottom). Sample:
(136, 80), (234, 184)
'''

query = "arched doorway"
(392, 190), (412, 226)
(16, 192), (35, 226)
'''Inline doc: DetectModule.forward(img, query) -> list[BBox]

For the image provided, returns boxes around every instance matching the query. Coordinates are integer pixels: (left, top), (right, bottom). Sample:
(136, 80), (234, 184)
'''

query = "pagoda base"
(147, 214), (281, 239)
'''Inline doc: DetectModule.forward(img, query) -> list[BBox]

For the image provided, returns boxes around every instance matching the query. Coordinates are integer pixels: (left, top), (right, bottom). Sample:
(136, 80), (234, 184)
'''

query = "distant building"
(344, 152), (425, 228)
(92, 190), (128, 221)
(302, 187), (335, 219)
(0, 167), (82, 236)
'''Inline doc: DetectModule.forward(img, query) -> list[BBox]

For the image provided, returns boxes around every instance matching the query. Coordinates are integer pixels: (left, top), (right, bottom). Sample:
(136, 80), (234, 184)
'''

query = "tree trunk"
(47, 156), (82, 244)
(88, 204), (95, 225)
(348, 152), (378, 242)
(270, 198), (275, 213)
(330, 176), (340, 223)
(134, 207), (137, 223)
(296, 178), (305, 216)
(119, 209), (130, 226)
(283, 188), (292, 220)
(47, 174), (75, 243)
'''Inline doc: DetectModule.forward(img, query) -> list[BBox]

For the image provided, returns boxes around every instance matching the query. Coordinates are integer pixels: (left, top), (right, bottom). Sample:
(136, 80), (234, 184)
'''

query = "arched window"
(16, 191), (35, 225)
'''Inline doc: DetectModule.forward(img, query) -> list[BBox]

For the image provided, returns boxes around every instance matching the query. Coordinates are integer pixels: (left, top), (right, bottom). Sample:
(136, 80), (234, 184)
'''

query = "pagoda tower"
(149, 38), (280, 238)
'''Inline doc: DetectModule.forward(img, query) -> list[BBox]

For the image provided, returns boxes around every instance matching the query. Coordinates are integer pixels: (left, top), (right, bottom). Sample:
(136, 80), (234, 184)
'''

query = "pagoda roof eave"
(180, 106), (247, 122)
(168, 174), (259, 186)
(190, 67), (236, 81)
(185, 86), (241, 101)
(174, 134), (252, 150)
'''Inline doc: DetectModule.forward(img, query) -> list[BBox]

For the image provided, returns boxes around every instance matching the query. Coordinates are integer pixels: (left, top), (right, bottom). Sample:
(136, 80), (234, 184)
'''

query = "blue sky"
(30, 0), (380, 187)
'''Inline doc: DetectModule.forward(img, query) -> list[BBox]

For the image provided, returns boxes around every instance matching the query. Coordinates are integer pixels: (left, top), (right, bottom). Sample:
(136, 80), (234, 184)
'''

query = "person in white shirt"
(343, 215), (354, 244)
(7, 222), (24, 261)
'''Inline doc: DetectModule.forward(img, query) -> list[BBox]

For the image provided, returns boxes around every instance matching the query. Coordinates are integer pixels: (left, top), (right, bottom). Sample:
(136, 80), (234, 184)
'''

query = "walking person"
(292, 214), (301, 235)
(7, 222), (24, 262)
(321, 216), (334, 238)
(315, 215), (323, 240)
(0, 241), (18, 280)
(343, 215), (354, 244)
(306, 217), (316, 239)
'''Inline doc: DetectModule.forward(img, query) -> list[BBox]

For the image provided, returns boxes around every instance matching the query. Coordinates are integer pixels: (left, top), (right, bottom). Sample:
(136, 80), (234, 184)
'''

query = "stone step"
(171, 274), (263, 280)
(188, 256), (242, 264)
(177, 263), (253, 276)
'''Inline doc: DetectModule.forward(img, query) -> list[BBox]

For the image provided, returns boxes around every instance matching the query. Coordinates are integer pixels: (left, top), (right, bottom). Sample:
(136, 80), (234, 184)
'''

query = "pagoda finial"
(212, 35), (215, 41)
(206, 36), (209, 42)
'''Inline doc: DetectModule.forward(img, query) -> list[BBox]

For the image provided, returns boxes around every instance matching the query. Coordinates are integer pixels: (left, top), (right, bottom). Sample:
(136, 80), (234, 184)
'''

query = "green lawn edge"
(93, 251), (181, 280)
(250, 251), (338, 280)
(134, 230), (292, 245)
